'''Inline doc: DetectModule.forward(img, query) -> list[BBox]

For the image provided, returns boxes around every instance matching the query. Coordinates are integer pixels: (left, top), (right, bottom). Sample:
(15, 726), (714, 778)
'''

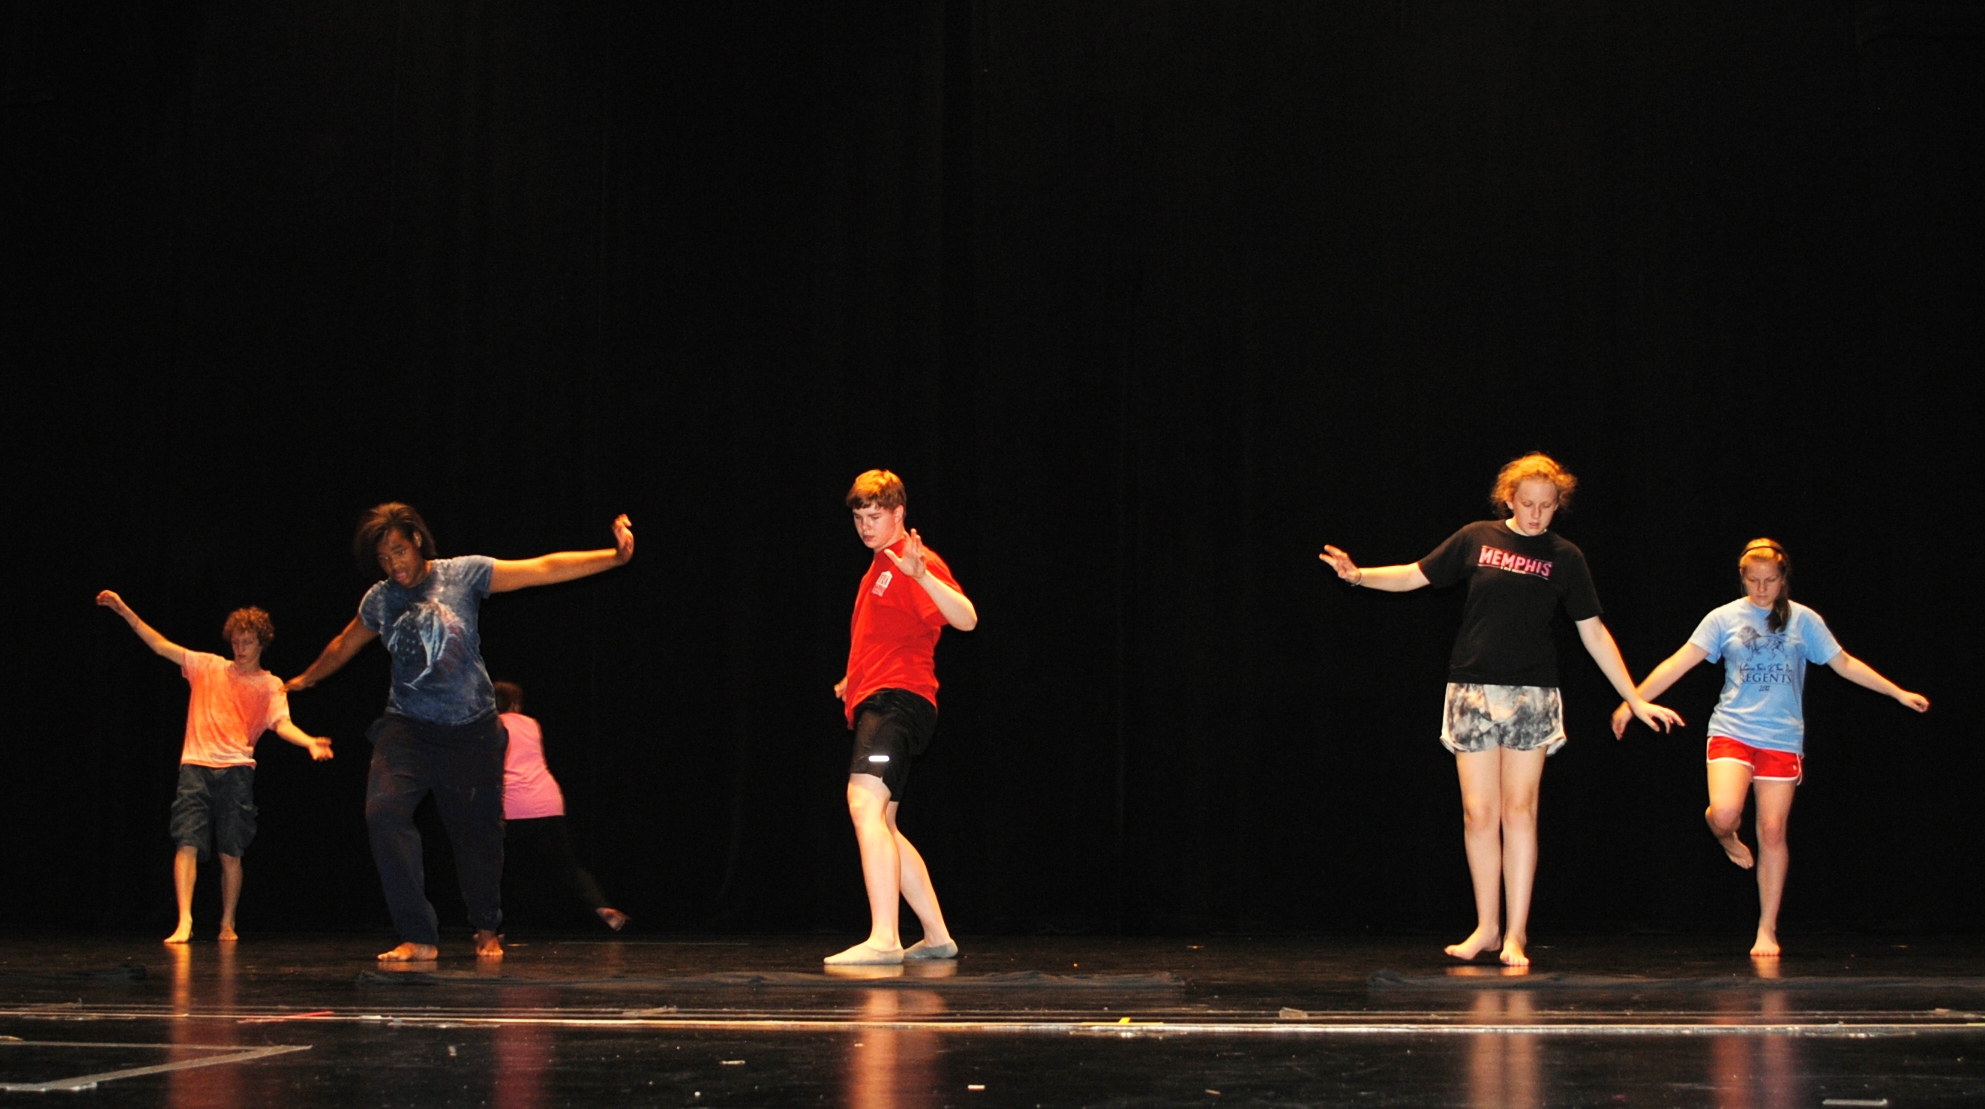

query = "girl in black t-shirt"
(1320, 453), (1681, 966)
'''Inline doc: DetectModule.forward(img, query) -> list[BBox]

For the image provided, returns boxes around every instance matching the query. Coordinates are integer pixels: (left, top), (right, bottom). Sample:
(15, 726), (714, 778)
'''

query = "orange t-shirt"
(179, 651), (288, 768)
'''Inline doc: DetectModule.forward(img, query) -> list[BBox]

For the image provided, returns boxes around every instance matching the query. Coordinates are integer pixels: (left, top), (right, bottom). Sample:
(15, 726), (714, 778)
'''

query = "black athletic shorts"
(848, 689), (937, 802)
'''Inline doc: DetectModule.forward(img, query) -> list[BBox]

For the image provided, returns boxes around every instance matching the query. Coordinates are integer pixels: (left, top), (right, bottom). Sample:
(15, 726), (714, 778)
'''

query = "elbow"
(951, 611), (979, 632)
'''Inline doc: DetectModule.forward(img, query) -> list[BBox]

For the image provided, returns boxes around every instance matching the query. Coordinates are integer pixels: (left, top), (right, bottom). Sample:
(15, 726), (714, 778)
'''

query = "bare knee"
(1461, 800), (1501, 831)
(1706, 804), (1745, 834)
(846, 777), (891, 825)
(1755, 817), (1789, 850)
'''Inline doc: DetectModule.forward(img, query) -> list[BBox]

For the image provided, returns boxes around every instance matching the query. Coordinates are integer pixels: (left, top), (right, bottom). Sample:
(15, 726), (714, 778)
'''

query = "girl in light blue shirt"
(1613, 539), (1928, 959)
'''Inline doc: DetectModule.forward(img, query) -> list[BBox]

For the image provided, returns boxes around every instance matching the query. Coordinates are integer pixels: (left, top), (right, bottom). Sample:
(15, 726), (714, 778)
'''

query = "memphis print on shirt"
(1478, 545), (1554, 579)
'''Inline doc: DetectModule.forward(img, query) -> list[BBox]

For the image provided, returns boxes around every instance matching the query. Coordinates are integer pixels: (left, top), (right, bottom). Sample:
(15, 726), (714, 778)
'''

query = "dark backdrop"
(5, 1), (1977, 938)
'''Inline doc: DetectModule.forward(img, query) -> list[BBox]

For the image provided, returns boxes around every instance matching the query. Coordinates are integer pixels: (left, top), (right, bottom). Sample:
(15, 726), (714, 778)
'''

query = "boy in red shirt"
(826, 470), (977, 965)
(97, 591), (334, 943)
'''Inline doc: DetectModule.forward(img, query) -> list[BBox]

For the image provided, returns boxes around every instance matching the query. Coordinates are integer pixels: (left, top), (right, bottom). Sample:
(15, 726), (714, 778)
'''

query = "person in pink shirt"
(97, 591), (334, 944)
(496, 681), (628, 931)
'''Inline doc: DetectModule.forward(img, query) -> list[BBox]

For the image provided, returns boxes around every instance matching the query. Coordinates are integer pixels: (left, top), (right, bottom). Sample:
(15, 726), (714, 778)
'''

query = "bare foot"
(1715, 830), (1755, 870)
(474, 929), (504, 960)
(596, 908), (629, 932)
(163, 925), (193, 945)
(1500, 939), (1530, 967)
(1750, 928), (1781, 959)
(1444, 927), (1501, 961)
(377, 942), (439, 962)
(217, 925), (239, 942)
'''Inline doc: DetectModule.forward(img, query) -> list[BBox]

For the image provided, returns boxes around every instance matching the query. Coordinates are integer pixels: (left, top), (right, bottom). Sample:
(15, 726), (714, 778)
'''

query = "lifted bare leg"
(377, 942), (439, 961)
(165, 845), (198, 944)
(1706, 760), (1756, 869)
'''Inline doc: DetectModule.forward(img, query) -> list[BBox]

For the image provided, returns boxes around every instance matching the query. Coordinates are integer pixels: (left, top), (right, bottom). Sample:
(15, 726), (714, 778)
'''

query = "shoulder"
(1786, 601), (1835, 638)
(438, 556), (495, 591)
(1786, 599), (1828, 624)
(500, 712), (541, 737)
(1700, 598), (1752, 628)
(1542, 530), (1588, 563)
(183, 650), (224, 676)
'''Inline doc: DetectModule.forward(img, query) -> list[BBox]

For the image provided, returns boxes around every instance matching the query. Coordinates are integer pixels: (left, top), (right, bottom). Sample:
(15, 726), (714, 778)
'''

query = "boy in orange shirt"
(98, 591), (333, 943)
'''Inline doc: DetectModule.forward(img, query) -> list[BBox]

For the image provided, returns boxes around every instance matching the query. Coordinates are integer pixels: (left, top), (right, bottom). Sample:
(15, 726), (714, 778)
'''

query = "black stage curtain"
(7, 1), (1978, 935)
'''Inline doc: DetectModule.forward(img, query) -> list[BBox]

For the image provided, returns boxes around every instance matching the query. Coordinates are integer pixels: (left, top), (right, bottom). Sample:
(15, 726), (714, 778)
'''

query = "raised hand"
(96, 589), (131, 616)
(883, 528), (929, 580)
(611, 514), (635, 564)
(1317, 545), (1361, 584)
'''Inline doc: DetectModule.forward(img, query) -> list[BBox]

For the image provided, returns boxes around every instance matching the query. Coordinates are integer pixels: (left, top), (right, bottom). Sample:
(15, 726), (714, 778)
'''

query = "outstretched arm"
(488, 514), (635, 593)
(96, 590), (187, 665)
(884, 529), (977, 630)
(1318, 546), (1431, 592)
(1610, 643), (1709, 738)
(1576, 616), (1684, 734)
(272, 717), (335, 761)
(285, 616), (378, 691)
(1828, 652), (1930, 712)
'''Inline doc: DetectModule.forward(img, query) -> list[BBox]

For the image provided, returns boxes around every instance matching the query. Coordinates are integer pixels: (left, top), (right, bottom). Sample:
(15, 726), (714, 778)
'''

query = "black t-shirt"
(1418, 520), (1603, 687)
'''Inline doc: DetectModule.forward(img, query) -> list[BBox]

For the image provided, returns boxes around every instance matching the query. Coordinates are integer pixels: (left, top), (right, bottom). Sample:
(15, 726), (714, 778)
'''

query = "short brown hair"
(222, 607), (275, 649)
(354, 502), (437, 572)
(493, 681), (523, 715)
(845, 470), (907, 510)
(1489, 453), (1577, 516)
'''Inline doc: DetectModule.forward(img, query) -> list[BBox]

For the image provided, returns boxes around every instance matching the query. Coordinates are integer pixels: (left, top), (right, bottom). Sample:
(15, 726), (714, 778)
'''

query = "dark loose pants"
(365, 713), (508, 945)
(505, 816), (612, 913)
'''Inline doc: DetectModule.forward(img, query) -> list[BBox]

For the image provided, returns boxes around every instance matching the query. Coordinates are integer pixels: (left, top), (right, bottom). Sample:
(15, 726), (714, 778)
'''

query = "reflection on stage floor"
(2, 932), (1980, 1106)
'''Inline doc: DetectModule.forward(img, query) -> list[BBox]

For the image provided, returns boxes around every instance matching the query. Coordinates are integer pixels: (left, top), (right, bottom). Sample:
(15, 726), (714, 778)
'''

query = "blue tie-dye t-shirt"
(358, 555), (497, 726)
(1688, 597), (1842, 755)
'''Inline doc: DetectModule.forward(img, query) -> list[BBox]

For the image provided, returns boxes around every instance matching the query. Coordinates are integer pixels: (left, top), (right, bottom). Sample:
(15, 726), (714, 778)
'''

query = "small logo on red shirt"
(1478, 546), (1553, 579)
(871, 570), (894, 596)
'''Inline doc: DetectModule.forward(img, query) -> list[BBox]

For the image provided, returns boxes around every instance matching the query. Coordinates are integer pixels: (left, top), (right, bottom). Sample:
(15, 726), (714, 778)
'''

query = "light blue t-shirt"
(1689, 597), (1842, 754)
(358, 555), (497, 726)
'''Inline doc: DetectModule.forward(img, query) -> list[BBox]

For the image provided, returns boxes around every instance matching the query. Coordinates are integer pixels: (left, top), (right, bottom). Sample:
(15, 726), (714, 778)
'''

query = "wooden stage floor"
(2, 931), (1981, 1106)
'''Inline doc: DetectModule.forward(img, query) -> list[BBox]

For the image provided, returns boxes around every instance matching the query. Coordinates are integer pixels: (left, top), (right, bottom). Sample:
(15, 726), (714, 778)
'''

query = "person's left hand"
(310, 737), (335, 762)
(884, 528), (928, 580)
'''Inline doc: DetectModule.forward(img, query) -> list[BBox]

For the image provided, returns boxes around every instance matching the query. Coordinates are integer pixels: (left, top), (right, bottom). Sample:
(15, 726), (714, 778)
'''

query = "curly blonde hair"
(1489, 453), (1578, 517)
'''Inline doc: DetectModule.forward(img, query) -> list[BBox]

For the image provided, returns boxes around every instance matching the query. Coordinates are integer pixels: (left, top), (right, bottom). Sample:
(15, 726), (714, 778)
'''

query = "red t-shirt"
(843, 537), (960, 727)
